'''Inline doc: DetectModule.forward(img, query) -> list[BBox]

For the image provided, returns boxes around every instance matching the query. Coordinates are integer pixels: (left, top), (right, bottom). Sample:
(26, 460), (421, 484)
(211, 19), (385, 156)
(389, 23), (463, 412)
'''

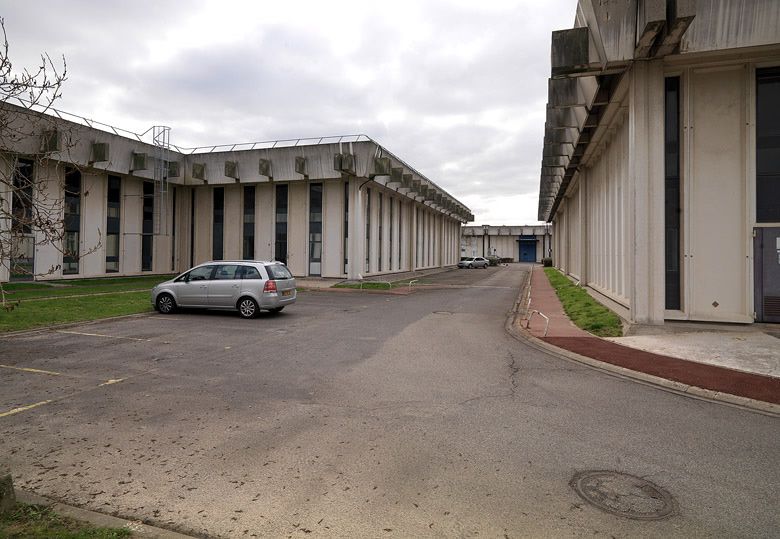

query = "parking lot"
(2, 264), (778, 538)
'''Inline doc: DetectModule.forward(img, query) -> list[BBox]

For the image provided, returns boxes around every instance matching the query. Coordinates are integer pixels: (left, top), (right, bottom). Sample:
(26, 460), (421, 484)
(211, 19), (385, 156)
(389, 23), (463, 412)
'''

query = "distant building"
(460, 225), (551, 262)
(0, 102), (473, 283)
(538, 0), (780, 324)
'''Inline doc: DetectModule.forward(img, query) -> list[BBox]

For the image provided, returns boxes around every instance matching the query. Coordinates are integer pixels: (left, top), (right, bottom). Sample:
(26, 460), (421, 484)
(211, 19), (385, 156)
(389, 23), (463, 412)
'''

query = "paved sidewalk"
(521, 265), (780, 406)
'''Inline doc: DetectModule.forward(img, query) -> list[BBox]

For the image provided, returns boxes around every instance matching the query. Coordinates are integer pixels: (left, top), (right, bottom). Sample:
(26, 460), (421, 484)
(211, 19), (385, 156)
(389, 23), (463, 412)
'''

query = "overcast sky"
(3, 0), (576, 225)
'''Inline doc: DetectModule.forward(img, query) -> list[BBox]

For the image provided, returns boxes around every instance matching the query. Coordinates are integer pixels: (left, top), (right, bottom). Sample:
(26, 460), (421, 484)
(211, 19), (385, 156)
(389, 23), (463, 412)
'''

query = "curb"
(15, 489), (198, 538)
(508, 269), (780, 417)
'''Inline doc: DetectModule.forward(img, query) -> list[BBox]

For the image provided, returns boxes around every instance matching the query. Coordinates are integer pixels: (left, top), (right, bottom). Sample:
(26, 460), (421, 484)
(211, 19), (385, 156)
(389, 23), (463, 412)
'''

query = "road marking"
(98, 378), (125, 386)
(54, 330), (151, 342)
(0, 364), (61, 376)
(0, 400), (52, 418)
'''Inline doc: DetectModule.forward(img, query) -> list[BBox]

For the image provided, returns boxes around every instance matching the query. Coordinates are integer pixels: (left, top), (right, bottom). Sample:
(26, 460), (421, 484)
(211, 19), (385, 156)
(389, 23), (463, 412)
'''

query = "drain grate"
(570, 471), (676, 520)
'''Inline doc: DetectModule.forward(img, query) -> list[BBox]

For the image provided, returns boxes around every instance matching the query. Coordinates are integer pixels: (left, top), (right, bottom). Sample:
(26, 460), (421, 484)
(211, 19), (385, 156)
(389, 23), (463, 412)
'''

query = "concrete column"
(347, 178), (364, 280)
(629, 60), (666, 324)
(578, 173), (588, 285)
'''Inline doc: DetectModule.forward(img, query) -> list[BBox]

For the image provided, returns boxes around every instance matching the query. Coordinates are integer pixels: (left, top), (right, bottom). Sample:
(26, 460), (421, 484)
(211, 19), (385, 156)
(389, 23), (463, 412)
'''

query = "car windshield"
(266, 264), (293, 280)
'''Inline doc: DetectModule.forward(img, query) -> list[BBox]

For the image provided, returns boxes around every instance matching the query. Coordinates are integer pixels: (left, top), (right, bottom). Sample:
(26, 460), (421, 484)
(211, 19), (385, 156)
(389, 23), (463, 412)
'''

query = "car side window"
(214, 265), (239, 280)
(187, 266), (215, 281)
(241, 266), (261, 279)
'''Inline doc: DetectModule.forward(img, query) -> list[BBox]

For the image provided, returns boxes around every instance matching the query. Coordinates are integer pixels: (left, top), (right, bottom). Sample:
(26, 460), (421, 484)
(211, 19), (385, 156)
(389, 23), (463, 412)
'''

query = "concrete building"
(0, 102), (473, 283)
(538, 0), (780, 324)
(460, 225), (551, 262)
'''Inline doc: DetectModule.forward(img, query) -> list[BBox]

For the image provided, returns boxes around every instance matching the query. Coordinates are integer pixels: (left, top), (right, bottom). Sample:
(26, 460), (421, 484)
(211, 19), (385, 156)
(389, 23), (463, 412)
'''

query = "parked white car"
(151, 261), (296, 319)
(457, 257), (489, 269)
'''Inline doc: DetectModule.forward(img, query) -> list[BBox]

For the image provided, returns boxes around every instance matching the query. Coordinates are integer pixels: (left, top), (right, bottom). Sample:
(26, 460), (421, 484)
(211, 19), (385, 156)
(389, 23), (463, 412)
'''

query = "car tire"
(156, 293), (176, 314)
(269, 306), (284, 314)
(237, 297), (259, 319)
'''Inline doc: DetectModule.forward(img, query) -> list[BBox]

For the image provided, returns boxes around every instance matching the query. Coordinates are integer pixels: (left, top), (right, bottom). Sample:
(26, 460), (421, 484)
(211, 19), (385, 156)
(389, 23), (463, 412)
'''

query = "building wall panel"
(689, 66), (748, 321)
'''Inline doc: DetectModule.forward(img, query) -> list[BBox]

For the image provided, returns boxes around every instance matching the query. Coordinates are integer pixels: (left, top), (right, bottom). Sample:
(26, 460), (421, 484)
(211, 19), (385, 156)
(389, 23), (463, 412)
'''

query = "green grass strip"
(0, 291), (152, 333)
(1, 275), (175, 301)
(0, 502), (131, 538)
(543, 268), (623, 337)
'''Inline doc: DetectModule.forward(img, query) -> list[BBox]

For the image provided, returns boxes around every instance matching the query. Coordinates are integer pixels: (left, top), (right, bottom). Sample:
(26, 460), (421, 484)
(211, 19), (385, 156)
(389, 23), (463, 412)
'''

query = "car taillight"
(263, 280), (277, 293)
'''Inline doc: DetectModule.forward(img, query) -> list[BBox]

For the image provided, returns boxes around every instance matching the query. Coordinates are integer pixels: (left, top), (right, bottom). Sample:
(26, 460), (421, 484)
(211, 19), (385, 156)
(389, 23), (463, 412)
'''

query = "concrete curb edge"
(507, 267), (780, 417)
(15, 489), (199, 538)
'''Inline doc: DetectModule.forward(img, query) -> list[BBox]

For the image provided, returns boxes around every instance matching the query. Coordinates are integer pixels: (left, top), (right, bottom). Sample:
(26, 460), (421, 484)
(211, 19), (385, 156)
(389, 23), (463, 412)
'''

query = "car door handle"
(232, 284), (239, 288)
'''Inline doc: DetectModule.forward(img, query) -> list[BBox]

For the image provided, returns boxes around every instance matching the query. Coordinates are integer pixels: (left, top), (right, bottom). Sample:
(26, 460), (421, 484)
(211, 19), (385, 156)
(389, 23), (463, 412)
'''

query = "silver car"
(151, 261), (296, 319)
(457, 257), (489, 269)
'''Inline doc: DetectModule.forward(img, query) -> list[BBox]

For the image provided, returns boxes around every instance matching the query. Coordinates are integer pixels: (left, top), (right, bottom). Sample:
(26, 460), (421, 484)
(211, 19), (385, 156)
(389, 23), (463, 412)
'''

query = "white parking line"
(54, 330), (151, 342)
(0, 400), (52, 418)
(0, 364), (61, 376)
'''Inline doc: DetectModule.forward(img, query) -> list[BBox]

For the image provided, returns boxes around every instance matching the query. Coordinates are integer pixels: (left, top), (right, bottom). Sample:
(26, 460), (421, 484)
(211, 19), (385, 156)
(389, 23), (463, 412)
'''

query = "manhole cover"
(570, 471), (676, 520)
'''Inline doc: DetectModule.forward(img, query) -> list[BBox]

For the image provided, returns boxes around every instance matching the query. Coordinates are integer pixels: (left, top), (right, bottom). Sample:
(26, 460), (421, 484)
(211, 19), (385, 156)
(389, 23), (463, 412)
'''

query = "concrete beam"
(546, 106), (587, 129)
(635, 0), (666, 58)
(655, 0), (696, 57)
(551, 27), (592, 77)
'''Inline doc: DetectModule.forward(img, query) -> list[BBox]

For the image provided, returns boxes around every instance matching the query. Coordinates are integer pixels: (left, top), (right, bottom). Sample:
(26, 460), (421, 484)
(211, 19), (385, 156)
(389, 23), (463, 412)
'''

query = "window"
(242, 186), (255, 259)
(343, 181), (349, 274)
(240, 266), (261, 279)
(180, 265), (214, 281)
(365, 188), (371, 272)
(266, 264), (293, 280)
(190, 189), (195, 268)
(275, 184), (288, 264)
(213, 187), (224, 261)
(665, 77), (681, 310)
(214, 264), (238, 280)
(757, 67), (780, 223)
(389, 198), (394, 271)
(63, 169), (81, 274)
(106, 175), (121, 272)
(378, 192), (383, 271)
(142, 181), (154, 271)
(10, 159), (34, 279)
(309, 183), (323, 276)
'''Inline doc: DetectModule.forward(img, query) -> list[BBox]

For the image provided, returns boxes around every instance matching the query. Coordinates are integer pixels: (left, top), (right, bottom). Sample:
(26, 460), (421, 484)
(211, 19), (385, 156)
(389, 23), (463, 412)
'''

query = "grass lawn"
(0, 502), (131, 539)
(543, 268), (623, 337)
(0, 275), (175, 301)
(0, 291), (153, 333)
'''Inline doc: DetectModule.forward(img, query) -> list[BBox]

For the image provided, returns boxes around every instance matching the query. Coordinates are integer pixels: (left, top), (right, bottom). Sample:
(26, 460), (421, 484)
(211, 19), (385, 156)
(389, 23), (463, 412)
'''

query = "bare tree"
(0, 16), (92, 310)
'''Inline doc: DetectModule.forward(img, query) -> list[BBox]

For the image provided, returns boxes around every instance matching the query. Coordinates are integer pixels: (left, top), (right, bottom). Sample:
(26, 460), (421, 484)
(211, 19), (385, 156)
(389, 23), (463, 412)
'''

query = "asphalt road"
(1, 264), (778, 538)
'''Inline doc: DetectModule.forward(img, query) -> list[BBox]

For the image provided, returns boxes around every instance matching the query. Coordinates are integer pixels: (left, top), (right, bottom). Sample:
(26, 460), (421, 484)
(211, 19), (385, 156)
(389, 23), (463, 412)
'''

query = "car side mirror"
(183, 274), (191, 282)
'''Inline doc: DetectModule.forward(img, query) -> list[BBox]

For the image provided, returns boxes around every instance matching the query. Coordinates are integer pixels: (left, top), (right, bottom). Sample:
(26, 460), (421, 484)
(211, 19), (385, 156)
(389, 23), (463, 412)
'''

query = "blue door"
(519, 239), (536, 262)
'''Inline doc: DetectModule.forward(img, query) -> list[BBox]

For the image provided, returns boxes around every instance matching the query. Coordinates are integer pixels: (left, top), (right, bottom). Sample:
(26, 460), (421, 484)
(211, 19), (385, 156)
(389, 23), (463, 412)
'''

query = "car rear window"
(266, 264), (293, 280)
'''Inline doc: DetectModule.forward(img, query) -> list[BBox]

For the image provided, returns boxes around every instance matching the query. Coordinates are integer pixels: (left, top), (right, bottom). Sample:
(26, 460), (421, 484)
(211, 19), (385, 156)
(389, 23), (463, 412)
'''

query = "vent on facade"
(258, 158), (272, 179)
(225, 160), (239, 180)
(90, 142), (109, 163)
(40, 129), (61, 153)
(764, 296), (780, 317)
(192, 162), (206, 181)
(334, 153), (356, 175)
(167, 160), (180, 178)
(295, 156), (307, 176)
(372, 156), (392, 177)
(131, 152), (148, 172)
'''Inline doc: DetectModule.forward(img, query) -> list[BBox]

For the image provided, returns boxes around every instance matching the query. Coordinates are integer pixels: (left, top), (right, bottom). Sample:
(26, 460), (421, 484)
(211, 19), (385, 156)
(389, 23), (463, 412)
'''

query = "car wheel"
(156, 293), (176, 314)
(237, 297), (259, 319)
(269, 306), (284, 314)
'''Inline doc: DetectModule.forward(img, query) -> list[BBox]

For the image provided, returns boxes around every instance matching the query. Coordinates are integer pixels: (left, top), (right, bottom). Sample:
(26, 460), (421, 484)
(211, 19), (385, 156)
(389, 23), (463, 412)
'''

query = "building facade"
(460, 225), (551, 263)
(0, 103), (473, 283)
(538, 0), (780, 324)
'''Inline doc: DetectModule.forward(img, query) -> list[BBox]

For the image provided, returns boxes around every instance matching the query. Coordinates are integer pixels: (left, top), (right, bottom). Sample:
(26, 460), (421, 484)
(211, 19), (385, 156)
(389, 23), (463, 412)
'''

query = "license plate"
(281, 290), (292, 297)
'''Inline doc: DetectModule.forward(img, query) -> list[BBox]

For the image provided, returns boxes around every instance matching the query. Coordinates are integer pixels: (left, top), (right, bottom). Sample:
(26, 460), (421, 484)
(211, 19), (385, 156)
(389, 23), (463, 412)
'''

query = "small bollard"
(0, 472), (16, 515)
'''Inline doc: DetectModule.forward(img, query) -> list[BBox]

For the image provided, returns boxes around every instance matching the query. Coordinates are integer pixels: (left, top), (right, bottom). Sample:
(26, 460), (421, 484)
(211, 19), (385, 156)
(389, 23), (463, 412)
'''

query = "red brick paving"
(525, 266), (780, 405)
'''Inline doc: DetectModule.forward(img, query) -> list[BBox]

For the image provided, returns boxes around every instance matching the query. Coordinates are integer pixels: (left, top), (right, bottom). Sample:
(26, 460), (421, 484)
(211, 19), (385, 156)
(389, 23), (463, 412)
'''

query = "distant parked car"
(458, 257), (489, 269)
(151, 261), (296, 319)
